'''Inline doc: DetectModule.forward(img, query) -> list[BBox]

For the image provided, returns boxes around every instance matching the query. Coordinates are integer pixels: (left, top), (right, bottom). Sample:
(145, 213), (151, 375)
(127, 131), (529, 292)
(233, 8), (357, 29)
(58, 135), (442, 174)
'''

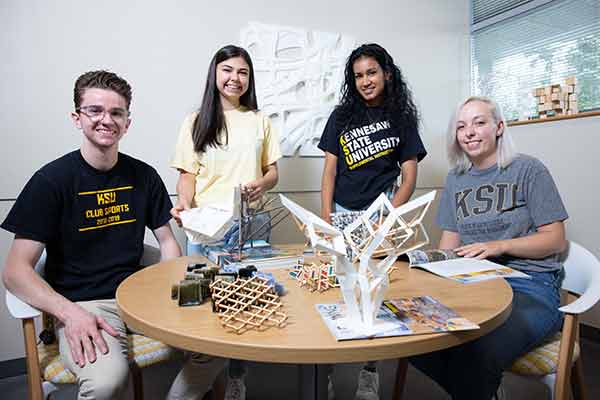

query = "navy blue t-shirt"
(318, 107), (427, 209)
(1, 151), (173, 302)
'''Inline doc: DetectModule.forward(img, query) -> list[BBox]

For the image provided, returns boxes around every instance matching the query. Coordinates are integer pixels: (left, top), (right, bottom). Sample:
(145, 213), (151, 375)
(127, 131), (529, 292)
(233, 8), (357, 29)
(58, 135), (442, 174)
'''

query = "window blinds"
(471, 0), (600, 121)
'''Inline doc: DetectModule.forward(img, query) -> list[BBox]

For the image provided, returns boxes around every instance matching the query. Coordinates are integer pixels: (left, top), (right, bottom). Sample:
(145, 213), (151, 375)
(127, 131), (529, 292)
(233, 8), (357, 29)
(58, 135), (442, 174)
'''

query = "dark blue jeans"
(410, 270), (563, 400)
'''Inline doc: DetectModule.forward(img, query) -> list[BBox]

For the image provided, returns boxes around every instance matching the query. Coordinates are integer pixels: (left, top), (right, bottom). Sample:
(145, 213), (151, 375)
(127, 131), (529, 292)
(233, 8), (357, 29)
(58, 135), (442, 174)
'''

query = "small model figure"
(290, 262), (339, 293)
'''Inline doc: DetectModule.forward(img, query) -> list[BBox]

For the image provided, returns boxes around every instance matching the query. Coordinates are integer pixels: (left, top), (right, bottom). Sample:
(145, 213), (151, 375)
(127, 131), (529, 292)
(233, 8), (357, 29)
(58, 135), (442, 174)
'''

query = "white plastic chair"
(5, 244), (174, 400)
(507, 241), (600, 400)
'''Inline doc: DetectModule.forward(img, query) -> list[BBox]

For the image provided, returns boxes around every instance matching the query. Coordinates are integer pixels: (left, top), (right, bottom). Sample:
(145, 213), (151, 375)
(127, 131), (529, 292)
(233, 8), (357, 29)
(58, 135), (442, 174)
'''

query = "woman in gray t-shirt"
(410, 96), (567, 400)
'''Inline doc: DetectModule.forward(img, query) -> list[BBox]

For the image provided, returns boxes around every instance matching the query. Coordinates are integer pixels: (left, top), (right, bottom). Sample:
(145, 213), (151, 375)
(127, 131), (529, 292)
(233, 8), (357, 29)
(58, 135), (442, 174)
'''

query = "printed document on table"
(316, 295), (479, 341)
(407, 249), (530, 284)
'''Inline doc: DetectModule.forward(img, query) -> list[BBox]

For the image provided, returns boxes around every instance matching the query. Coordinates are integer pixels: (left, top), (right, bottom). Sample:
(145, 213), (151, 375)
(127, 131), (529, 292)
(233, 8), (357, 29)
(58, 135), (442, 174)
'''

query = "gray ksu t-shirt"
(437, 154), (568, 272)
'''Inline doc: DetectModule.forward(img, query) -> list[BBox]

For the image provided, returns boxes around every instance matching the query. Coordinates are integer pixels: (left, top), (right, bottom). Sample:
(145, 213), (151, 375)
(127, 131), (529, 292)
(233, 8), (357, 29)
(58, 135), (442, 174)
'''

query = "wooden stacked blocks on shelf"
(532, 76), (578, 119)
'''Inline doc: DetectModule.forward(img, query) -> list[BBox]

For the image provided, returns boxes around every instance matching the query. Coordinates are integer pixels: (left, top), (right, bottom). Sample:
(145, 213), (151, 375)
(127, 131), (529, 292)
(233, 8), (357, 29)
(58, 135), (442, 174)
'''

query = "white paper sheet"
(412, 258), (531, 283)
(180, 207), (233, 245)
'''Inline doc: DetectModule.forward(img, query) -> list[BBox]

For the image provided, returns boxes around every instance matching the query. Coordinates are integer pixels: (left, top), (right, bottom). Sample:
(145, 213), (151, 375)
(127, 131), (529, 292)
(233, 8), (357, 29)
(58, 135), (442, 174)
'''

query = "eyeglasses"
(76, 105), (130, 124)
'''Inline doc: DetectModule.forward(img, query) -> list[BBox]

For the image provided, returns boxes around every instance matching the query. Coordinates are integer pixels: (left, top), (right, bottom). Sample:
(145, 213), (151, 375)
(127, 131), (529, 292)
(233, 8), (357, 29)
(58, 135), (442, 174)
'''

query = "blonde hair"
(447, 96), (516, 174)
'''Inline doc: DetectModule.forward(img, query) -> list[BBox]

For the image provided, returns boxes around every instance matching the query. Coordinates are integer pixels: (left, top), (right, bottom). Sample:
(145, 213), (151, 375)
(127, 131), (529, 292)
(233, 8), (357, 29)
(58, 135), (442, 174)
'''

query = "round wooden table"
(116, 256), (513, 399)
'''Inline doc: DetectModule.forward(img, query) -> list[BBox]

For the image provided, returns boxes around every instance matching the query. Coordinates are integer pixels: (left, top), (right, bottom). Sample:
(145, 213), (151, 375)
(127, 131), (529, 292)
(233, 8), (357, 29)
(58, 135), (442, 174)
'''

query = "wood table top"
(116, 255), (512, 364)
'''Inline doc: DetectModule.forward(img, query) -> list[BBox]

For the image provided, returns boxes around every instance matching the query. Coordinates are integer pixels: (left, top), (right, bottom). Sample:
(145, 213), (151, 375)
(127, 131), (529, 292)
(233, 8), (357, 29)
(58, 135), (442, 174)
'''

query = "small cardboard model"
(280, 191), (436, 334)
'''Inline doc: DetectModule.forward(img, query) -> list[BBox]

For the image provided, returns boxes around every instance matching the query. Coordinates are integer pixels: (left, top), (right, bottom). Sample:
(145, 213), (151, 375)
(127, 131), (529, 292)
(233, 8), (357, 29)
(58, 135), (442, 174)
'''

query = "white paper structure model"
(180, 207), (233, 245)
(343, 190), (436, 262)
(280, 197), (348, 278)
(280, 191), (436, 334)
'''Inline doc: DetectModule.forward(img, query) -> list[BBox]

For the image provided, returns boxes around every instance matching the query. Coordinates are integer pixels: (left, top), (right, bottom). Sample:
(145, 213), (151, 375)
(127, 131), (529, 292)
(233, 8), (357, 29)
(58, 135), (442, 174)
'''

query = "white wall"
(0, 0), (468, 197)
(0, 0), (470, 362)
(511, 116), (600, 328)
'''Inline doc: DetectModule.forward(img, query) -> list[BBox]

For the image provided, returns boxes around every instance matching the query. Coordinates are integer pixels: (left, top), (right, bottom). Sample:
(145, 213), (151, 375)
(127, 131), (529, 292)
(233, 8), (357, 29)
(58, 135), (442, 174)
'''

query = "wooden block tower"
(532, 76), (578, 119)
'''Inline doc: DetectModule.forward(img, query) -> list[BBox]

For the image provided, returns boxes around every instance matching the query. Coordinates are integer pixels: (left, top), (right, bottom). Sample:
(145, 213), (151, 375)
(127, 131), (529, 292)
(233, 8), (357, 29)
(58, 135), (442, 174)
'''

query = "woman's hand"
(172, 170), (196, 227)
(242, 180), (266, 202)
(170, 198), (191, 227)
(243, 162), (278, 203)
(453, 222), (566, 261)
(455, 240), (507, 259)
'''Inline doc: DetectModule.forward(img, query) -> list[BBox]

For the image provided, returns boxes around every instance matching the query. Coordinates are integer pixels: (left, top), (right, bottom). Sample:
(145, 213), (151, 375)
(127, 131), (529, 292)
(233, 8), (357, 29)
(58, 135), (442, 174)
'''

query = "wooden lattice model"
(209, 275), (287, 334)
(290, 262), (339, 293)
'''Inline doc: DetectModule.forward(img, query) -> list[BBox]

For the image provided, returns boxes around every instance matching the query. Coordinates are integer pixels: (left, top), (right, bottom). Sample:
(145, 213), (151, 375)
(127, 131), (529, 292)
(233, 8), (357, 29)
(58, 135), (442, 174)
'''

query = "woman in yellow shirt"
(170, 45), (282, 400)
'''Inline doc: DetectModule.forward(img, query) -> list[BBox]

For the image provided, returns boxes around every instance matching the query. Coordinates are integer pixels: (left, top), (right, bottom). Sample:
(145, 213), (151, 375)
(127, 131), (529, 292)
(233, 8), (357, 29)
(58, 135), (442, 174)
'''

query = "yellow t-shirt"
(171, 107), (282, 209)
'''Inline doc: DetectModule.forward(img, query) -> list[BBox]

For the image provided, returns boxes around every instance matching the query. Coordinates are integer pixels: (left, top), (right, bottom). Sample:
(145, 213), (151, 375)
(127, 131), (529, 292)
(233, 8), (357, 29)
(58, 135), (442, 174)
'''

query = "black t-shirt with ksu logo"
(318, 107), (427, 210)
(2, 151), (172, 302)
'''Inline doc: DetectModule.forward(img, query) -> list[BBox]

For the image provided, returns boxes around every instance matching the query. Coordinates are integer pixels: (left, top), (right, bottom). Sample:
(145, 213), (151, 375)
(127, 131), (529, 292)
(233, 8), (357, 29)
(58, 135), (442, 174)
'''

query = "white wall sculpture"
(241, 22), (355, 156)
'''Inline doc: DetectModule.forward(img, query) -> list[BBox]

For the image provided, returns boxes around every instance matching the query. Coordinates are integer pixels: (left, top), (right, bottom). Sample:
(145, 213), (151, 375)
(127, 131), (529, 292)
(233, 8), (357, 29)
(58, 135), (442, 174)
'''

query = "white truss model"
(280, 191), (436, 333)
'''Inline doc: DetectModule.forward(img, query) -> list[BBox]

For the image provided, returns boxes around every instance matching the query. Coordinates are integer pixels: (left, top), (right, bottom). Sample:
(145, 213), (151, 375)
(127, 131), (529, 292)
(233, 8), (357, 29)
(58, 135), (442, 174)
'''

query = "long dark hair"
(192, 45), (258, 153)
(337, 43), (419, 138)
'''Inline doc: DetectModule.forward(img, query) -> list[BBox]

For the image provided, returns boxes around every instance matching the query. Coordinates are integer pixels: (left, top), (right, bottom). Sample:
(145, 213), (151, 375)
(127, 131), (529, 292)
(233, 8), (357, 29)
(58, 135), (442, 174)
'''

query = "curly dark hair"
(336, 43), (419, 138)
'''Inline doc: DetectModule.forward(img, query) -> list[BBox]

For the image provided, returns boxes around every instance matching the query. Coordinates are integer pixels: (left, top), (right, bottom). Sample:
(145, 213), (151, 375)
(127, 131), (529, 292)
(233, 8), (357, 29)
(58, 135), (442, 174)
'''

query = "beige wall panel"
(414, 188), (443, 248)
(276, 159), (324, 193)
(511, 116), (600, 328)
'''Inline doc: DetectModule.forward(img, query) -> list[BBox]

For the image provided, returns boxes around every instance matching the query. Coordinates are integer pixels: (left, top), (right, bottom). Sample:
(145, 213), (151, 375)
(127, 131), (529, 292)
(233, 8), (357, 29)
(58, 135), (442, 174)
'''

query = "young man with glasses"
(1, 70), (187, 399)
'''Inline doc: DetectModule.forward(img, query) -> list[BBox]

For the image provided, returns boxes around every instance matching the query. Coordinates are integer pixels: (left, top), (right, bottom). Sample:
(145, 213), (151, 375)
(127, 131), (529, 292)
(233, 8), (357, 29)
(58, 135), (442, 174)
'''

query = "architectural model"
(280, 191), (436, 334)
(180, 206), (233, 245)
(210, 275), (288, 334)
(232, 186), (289, 258)
(290, 262), (339, 293)
(180, 186), (289, 260)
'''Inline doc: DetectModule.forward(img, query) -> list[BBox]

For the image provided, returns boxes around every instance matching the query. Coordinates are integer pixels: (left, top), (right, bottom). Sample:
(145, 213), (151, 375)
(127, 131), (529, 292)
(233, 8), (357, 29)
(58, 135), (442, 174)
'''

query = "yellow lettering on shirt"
(96, 192), (116, 205)
(78, 186), (134, 231)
